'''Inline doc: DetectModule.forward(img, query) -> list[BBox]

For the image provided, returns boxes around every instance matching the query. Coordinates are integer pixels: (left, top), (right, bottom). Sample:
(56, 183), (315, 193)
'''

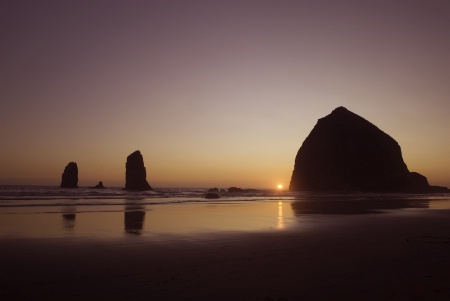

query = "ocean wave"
(1, 185), (448, 209)
(0, 185), (290, 208)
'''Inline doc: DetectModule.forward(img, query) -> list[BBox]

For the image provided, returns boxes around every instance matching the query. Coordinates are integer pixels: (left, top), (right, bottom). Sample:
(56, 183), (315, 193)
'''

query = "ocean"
(0, 185), (295, 208)
(1, 185), (449, 239)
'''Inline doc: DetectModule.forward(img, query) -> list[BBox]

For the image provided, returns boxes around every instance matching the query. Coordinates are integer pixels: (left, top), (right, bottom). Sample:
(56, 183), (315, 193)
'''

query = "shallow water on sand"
(0, 202), (297, 239)
(1, 186), (449, 239)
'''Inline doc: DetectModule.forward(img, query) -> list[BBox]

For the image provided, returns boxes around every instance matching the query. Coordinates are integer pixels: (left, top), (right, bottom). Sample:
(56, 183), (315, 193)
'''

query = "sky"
(1, 0), (449, 189)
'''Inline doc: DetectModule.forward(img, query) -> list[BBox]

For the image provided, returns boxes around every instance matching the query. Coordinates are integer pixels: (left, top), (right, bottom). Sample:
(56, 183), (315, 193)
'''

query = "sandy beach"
(2, 203), (450, 301)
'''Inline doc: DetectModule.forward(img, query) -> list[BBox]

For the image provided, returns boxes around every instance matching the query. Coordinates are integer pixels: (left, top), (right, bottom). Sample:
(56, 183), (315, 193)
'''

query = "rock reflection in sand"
(3, 194), (447, 239)
(125, 205), (145, 235)
(62, 206), (76, 229)
(62, 213), (76, 228)
(291, 196), (429, 215)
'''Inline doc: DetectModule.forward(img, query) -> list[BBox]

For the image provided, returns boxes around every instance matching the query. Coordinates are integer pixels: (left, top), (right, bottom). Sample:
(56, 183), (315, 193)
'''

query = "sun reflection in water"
(277, 201), (284, 229)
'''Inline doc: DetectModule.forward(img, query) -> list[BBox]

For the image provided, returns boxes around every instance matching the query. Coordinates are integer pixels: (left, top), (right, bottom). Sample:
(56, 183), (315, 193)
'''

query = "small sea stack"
(60, 162), (78, 188)
(89, 181), (105, 189)
(125, 150), (152, 191)
(289, 107), (449, 193)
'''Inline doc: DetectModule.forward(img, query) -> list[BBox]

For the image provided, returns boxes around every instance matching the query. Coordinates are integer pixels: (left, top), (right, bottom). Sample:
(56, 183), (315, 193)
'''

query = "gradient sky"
(1, 0), (449, 189)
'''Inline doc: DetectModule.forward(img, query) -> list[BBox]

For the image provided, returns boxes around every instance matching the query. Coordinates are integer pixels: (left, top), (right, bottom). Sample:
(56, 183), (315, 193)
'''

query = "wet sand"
(1, 208), (450, 301)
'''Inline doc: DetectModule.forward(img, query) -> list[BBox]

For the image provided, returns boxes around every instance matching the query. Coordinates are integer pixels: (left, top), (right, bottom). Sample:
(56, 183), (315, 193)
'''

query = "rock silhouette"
(205, 192), (220, 199)
(60, 162), (78, 188)
(228, 187), (243, 193)
(89, 181), (105, 189)
(125, 151), (152, 191)
(289, 107), (448, 193)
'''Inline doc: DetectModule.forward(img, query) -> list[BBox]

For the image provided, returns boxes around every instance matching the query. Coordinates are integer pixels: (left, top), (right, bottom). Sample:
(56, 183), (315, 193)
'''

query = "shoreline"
(2, 209), (450, 300)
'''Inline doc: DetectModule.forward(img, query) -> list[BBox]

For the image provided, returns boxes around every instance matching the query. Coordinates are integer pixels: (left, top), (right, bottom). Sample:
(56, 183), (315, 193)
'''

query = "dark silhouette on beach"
(60, 162), (78, 188)
(125, 151), (153, 191)
(89, 181), (105, 189)
(290, 107), (449, 193)
(205, 192), (220, 199)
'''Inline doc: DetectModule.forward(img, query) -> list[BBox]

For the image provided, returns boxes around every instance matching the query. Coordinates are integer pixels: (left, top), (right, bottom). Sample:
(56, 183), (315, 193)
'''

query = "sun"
(277, 184), (283, 189)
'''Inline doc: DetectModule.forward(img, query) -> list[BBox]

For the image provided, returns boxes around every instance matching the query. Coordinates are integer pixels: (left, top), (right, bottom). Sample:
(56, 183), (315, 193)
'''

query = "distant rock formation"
(205, 192), (220, 199)
(89, 181), (105, 189)
(289, 107), (449, 193)
(60, 162), (78, 188)
(228, 187), (244, 193)
(227, 187), (259, 193)
(125, 150), (152, 191)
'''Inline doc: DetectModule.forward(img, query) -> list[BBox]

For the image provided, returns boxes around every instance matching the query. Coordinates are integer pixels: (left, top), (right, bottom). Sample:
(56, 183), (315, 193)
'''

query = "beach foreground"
(2, 207), (450, 301)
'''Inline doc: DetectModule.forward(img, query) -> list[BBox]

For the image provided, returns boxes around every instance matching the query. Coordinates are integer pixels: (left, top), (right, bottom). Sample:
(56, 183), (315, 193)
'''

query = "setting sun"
(277, 184), (283, 189)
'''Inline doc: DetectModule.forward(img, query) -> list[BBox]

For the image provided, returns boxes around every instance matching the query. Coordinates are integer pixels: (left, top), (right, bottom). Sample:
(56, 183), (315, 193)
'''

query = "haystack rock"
(125, 150), (152, 191)
(289, 107), (448, 193)
(60, 162), (78, 188)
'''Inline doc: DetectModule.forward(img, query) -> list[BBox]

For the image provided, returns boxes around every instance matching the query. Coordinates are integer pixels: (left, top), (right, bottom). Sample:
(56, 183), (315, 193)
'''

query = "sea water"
(1, 185), (449, 239)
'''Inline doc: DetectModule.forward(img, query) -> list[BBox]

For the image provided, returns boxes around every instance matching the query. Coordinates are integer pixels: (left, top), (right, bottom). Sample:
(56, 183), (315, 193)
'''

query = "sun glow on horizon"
(1, 1), (449, 189)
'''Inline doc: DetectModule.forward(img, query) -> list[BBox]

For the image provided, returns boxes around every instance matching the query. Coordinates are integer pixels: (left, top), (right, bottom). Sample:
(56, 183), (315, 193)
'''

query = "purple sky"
(1, 0), (449, 188)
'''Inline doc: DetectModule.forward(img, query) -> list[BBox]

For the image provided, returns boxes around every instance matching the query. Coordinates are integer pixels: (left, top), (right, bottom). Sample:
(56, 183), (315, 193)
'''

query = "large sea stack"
(60, 162), (78, 188)
(289, 107), (448, 193)
(125, 150), (152, 191)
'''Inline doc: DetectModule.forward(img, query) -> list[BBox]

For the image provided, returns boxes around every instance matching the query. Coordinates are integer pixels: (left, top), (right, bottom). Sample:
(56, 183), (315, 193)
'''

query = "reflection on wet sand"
(277, 201), (284, 229)
(125, 205), (145, 235)
(291, 196), (429, 215)
(3, 195), (445, 239)
(62, 207), (76, 229)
